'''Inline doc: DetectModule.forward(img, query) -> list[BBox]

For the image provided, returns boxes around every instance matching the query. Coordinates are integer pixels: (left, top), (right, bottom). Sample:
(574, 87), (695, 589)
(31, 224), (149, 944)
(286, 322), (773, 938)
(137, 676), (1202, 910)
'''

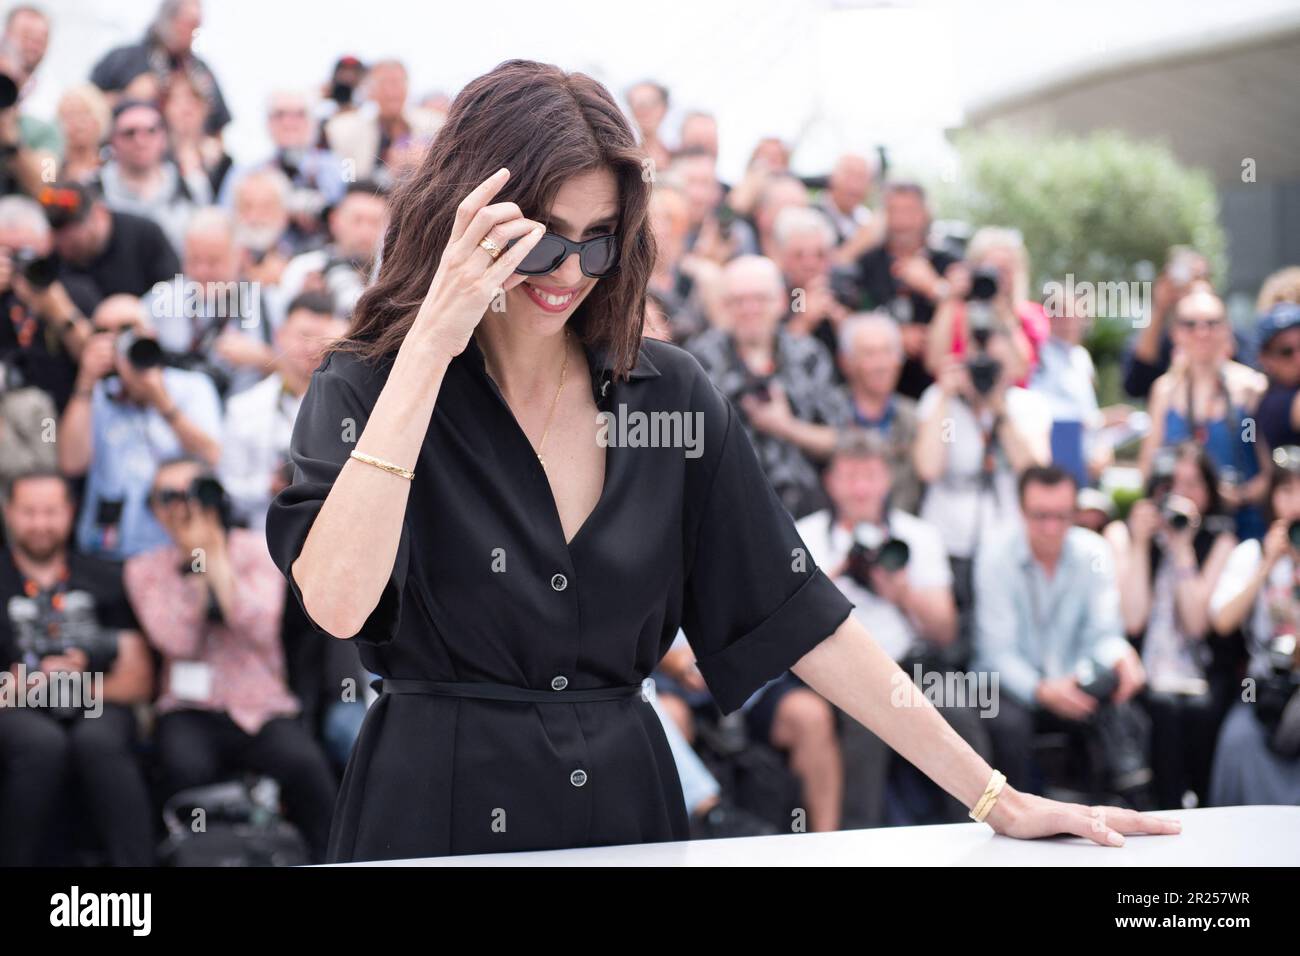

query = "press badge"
(171, 661), (214, 701)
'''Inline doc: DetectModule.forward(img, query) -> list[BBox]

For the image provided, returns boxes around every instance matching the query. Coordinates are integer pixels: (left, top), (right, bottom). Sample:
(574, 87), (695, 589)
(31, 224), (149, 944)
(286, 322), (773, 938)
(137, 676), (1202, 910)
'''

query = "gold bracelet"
(969, 769), (1007, 823)
(349, 449), (415, 481)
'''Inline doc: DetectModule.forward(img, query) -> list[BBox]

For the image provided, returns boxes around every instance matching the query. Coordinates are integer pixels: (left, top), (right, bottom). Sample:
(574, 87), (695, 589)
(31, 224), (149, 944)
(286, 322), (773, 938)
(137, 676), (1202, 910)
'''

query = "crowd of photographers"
(0, 1), (1297, 865)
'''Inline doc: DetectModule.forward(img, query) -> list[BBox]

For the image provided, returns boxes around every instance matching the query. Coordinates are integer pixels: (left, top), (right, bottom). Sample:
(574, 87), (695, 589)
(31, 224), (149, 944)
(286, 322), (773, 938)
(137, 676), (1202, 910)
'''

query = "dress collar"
(463, 330), (660, 406)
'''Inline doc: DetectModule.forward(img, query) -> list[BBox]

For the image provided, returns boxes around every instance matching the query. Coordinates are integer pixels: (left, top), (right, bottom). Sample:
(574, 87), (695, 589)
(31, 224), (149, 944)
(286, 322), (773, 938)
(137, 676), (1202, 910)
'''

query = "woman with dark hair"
(265, 59), (1178, 862)
(1106, 442), (1239, 808)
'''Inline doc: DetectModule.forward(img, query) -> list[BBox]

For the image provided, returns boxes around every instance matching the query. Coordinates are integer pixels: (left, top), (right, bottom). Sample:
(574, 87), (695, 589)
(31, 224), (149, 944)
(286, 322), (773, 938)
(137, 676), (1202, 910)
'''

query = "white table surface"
(337, 804), (1299, 866)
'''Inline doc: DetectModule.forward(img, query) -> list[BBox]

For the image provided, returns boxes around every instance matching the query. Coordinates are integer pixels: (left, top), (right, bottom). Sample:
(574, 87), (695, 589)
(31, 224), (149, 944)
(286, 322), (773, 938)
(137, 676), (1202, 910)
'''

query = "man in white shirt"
(796, 428), (991, 826)
(219, 292), (345, 529)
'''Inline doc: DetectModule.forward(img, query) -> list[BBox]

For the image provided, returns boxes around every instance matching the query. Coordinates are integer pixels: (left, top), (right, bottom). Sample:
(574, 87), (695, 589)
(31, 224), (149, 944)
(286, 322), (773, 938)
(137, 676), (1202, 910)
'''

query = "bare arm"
(793, 615), (1181, 845)
(292, 167), (547, 639)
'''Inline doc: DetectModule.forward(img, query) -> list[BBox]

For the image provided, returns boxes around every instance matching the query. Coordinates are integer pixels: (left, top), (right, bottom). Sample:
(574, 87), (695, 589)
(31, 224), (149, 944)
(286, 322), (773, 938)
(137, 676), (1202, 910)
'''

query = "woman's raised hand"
(412, 167), (547, 358)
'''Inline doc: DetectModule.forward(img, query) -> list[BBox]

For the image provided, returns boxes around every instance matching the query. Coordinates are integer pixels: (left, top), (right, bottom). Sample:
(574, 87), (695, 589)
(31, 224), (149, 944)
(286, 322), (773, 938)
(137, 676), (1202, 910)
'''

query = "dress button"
(551, 573), (568, 591)
(570, 769), (587, 787)
(551, 675), (569, 691)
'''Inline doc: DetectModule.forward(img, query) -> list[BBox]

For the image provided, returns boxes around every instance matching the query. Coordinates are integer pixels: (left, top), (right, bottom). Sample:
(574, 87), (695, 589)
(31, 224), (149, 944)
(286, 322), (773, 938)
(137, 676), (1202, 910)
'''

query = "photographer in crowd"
(685, 254), (849, 519)
(145, 206), (277, 401)
(57, 294), (221, 559)
(275, 180), (387, 323)
(1254, 298), (1300, 452)
(913, 304), (1051, 626)
(42, 181), (180, 312)
(1140, 288), (1269, 540)
(836, 312), (922, 514)
(847, 181), (960, 398)
(218, 291), (344, 530)
(0, 470), (154, 866)
(94, 98), (211, 255)
(0, 194), (93, 412)
(123, 456), (336, 863)
(798, 429), (991, 826)
(975, 466), (1154, 806)
(1105, 443), (1239, 808)
(1208, 448), (1300, 805)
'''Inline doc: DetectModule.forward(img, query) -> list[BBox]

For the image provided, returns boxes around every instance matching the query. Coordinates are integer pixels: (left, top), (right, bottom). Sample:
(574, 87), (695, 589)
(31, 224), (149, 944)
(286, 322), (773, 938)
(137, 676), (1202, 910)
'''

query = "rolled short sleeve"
(264, 351), (411, 645)
(681, 368), (854, 714)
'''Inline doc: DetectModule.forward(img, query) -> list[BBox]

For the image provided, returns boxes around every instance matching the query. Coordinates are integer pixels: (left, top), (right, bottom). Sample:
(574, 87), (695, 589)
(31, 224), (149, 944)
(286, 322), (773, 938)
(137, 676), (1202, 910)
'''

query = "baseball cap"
(1257, 301), (1300, 351)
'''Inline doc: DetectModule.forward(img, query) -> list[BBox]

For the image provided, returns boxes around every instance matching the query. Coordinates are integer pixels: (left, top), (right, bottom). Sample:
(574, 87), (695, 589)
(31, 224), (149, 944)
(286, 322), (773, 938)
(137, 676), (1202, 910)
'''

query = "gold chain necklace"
(535, 329), (570, 468)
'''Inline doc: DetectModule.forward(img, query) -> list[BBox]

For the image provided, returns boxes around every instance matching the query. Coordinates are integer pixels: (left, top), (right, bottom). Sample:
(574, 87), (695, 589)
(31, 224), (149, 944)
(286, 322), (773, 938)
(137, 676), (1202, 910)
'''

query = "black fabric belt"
(372, 678), (645, 703)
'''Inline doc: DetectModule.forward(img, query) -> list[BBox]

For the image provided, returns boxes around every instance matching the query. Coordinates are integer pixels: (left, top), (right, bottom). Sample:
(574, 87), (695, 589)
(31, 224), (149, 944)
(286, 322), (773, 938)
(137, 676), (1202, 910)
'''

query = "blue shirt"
(76, 367), (223, 560)
(972, 525), (1132, 706)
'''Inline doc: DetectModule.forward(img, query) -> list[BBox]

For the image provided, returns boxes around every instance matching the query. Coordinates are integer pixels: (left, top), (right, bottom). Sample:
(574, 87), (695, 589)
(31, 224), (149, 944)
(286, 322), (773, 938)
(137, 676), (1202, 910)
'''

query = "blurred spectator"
(219, 89), (348, 248)
(686, 255), (849, 519)
(123, 456), (335, 862)
(913, 315), (1050, 607)
(975, 465), (1153, 806)
(837, 312), (922, 514)
(774, 205), (848, 370)
(96, 98), (211, 255)
(798, 429), (957, 664)
(797, 429), (992, 825)
(0, 33), (55, 197)
(58, 295), (221, 559)
(42, 181), (179, 313)
(314, 55), (365, 132)
(90, 0), (231, 135)
(1106, 442), (1239, 808)
(1208, 450), (1300, 805)
(752, 173), (808, 262)
(162, 70), (230, 199)
(218, 291), (344, 530)
(626, 80), (672, 171)
(276, 181), (386, 323)
(1028, 278), (1104, 484)
(56, 84), (111, 184)
(677, 110), (718, 161)
(0, 375), (56, 512)
(817, 152), (876, 254)
(925, 226), (1044, 389)
(0, 193), (94, 411)
(671, 146), (755, 263)
(230, 166), (298, 282)
(646, 182), (720, 342)
(1254, 299), (1300, 451)
(1123, 246), (1212, 399)
(849, 182), (960, 399)
(1139, 289), (1269, 540)
(3, 6), (49, 92)
(0, 470), (155, 866)
(145, 206), (276, 400)
(324, 59), (440, 186)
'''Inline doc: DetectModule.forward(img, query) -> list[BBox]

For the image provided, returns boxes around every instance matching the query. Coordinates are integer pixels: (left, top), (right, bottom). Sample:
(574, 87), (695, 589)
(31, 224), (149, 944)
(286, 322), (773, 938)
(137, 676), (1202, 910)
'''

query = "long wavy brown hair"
(331, 59), (655, 380)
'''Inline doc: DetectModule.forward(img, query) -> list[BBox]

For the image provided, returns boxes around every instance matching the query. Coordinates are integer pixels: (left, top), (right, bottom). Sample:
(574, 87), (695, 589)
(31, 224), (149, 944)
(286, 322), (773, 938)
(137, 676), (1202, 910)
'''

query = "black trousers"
(1140, 689), (1225, 810)
(154, 709), (336, 862)
(0, 703), (155, 866)
(987, 693), (1152, 803)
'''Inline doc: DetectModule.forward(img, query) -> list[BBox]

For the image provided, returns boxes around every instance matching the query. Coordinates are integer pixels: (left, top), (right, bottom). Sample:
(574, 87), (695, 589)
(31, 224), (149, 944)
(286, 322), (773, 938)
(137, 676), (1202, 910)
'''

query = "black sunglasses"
(508, 231), (620, 279)
(149, 488), (193, 508)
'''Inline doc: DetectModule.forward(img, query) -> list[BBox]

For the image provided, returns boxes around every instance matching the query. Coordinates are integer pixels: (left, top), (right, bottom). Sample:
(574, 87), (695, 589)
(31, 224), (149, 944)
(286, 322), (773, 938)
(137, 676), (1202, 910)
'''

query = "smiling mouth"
(521, 282), (579, 312)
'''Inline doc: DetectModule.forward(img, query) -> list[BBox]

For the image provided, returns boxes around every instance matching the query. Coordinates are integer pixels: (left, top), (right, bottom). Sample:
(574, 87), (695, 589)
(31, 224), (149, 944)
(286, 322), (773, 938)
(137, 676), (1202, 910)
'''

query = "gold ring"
(479, 237), (502, 259)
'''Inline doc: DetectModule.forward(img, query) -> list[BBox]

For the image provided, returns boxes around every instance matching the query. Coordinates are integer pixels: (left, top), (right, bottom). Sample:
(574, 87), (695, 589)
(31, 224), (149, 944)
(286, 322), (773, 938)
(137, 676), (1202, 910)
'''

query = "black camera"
(11, 247), (61, 289)
(6, 589), (121, 674)
(737, 372), (774, 404)
(963, 266), (1002, 396)
(1254, 631), (1300, 757)
(1288, 520), (1300, 552)
(844, 523), (910, 591)
(1160, 493), (1199, 533)
(1073, 655), (1154, 795)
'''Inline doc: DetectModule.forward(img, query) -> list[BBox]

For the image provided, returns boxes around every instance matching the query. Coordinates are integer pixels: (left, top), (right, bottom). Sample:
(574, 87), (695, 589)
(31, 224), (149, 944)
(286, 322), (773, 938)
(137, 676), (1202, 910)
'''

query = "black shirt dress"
(264, 331), (854, 862)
